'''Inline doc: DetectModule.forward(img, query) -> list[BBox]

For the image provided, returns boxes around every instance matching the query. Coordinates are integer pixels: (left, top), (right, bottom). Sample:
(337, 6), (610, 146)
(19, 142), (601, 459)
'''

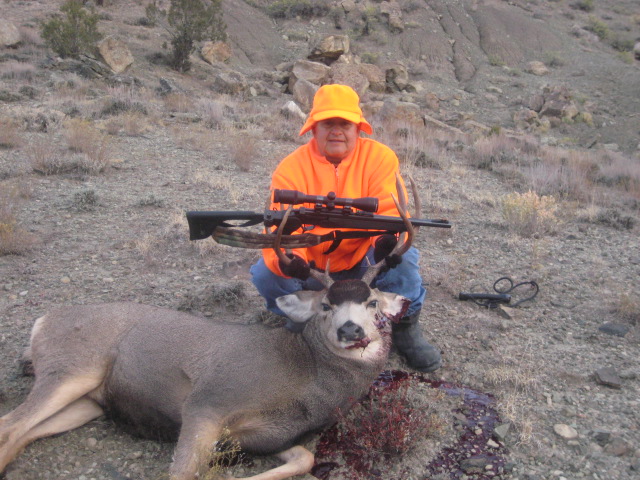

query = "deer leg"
(169, 412), (225, 480)
(231, 446), (315, 480)
(0, 373), (103, 472)
(0, 398), (103, 472)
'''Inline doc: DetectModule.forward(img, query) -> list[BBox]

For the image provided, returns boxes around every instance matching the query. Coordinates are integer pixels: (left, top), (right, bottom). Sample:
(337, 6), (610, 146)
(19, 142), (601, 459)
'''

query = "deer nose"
(337, 321), (365, 342)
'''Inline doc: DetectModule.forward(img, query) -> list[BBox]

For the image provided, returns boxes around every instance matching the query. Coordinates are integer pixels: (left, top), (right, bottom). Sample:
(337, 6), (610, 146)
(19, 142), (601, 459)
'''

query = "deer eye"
(367, 300), (378, 309)
(321, 303), (332, 312)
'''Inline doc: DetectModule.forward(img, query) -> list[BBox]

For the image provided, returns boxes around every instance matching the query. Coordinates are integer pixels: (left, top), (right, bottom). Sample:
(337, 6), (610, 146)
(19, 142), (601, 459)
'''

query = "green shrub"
(147, 0), (226, 72)
(609, 33), (635, 52)
(40, 0), (103, 58)
(573, 0), (595, 12)
(585, 15), (609, 40)
(266, 0), (330, 19)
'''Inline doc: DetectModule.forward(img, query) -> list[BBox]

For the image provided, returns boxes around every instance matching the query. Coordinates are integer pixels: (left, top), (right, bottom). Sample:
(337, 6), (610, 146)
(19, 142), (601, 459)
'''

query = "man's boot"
(391, 310), (442, 373)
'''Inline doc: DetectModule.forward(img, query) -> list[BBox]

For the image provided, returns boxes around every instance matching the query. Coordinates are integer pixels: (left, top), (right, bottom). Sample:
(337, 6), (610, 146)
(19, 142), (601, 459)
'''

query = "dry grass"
(171, 126), (215, 152)
(163, 93), (195, 113)
(26, 138), (69, 175)
(197, 97), (228, 129)
(524, 148), (595, 200)
(229, 129), (259, 172)
(501, 190), (559, 237)
(0, 117), (22, 148)
(0, 184), (37, 255)
(485, 345), (542, 446)
(615, 293), (640, 325)
(0, 60), (37, 81)
(64, 119), (113, 173)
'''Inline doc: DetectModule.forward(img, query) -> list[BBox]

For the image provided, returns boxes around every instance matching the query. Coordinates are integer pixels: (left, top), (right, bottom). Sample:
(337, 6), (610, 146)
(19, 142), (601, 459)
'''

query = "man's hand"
(279, 254), (311, 280)
(373, 234), (403, 269)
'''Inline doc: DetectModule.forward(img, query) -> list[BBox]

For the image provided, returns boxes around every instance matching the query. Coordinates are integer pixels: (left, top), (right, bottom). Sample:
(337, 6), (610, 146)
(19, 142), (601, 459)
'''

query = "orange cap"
(299, 84), (373, 136)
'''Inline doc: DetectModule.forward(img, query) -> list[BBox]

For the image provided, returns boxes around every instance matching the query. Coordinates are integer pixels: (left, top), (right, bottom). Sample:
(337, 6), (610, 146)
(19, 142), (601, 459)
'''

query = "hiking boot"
(391, 309), (442, 373)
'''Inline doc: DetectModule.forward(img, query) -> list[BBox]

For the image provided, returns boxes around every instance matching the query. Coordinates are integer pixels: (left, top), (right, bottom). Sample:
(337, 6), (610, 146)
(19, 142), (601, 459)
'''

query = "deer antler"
(274, 205), (333, 288)
(362, 174), (419, 285)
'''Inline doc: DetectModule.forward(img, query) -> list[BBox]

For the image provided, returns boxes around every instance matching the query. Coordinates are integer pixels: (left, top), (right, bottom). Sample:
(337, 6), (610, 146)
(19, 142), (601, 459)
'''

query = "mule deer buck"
(0, 184), (419, 480)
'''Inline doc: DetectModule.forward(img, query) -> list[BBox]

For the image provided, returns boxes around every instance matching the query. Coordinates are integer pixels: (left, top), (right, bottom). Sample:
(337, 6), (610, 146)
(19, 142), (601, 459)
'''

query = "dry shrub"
(0, 60), (37, 80)
(615, 293), (640, 325)
(525, 148), (595, 200)
(0, 185), (37, 255)
(197, 98), (228, 129)
(163, 93), (195, 113)
(467, 134), (524, 170)
(501, 190), (559, 237)
(64, 119), (112, 173)
(263, 112), (305, 144)
(26, 139), (70, 175)
(596, 150), (640, 197)
(229, 130), (258, 172)
(122, 112), (149, 137)
(0, 118), (21, 148)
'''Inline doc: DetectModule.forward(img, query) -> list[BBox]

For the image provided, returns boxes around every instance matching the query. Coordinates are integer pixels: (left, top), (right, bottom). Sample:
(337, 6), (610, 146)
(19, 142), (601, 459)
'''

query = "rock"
(308, 34), (350, 64)
(634, 41), (640, 60)
(289, 59), (331, 89)
(598, 322), (630, 337)
(329, 63), (369, 97)
(553, 424), (578, 440)
(604, 437), (631, 456)
(0, 19), (21, 47)
(357, 63), (386, 93)
(493, 423), (511, 442)
(212, 70), (248, 95)
(526, 61), (549, 76)
(97, 36), (134, 74)
(594, 367), (623, 389)
(380, 1), (404, 33)
(378, 99), (424, 129)
(460, 456), (491, 474)
(592, 429), (612, 446)
(291, 78), (317, 113)
(280, 100), (306, 121)
(425, 92), (440, 111)
(385, 62), (409, 92)
(201, 41), (232, 65)
(157, 77), (178, 96)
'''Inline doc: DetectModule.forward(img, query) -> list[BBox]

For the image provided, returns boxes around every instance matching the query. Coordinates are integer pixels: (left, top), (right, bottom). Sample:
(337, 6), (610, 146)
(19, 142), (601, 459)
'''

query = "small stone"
(86, 437), (98, 448)
(604, 437), (631, 456)
(493, 423), (511, 442)
(553, 423), (578, 439)
(594, 367), (623, 389)
(19, 290), (28, 296)
(61, 276), (71, 284)
(598, 322), (630, 337)
(487, 439), (500, 448)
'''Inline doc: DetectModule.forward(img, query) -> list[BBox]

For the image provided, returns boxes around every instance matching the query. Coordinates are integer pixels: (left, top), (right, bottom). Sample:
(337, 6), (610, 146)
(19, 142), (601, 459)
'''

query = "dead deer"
(0, 184), (417, 480)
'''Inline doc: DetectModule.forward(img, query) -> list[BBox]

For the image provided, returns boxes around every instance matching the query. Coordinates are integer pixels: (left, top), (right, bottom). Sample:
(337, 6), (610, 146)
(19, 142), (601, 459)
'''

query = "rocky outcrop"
(98, 36), (134, 74)
(201, 41), (232, 65)
(0, 19), (21, 47)
(308, 35), (350, 64)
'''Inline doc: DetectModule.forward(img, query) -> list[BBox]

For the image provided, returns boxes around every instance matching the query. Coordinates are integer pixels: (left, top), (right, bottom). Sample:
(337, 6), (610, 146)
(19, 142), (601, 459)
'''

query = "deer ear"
(378, 291), (410, 320)
(276, 290), (322, 323)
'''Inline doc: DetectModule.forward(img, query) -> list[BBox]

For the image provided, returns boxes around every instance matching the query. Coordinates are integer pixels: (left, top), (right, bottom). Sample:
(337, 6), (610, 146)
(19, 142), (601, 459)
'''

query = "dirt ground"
(1, 1), (639, 479)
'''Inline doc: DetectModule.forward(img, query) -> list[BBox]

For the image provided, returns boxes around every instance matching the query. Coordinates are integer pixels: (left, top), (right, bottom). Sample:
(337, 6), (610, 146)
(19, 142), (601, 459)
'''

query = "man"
(250, 84), (441, 373)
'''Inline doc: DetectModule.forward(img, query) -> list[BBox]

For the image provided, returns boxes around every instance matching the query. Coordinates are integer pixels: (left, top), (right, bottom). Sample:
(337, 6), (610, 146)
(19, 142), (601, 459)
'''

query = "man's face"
(313, 118), (359, 165)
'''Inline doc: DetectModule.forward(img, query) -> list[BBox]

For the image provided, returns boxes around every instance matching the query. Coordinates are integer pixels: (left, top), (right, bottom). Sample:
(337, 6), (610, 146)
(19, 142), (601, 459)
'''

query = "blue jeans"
(250, 247), (426, 318)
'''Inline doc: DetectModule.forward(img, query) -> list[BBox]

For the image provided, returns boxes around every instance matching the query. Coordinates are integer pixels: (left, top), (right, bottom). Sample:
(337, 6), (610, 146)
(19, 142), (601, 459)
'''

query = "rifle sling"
(211, 227), (388, 252)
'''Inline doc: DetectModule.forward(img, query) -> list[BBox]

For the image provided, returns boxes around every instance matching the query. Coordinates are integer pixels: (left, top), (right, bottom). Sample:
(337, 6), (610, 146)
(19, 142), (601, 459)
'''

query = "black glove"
(373, 234), (403, 269)
(279, 254), (311, 280)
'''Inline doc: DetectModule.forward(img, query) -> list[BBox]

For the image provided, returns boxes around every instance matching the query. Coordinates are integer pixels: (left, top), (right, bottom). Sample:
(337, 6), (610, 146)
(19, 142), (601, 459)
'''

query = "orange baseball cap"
(299, 84), (373, 136)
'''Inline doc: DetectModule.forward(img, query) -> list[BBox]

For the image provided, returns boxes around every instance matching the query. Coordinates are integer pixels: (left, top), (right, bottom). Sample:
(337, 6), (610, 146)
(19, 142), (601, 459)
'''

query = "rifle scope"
(273, 189), (379, 213)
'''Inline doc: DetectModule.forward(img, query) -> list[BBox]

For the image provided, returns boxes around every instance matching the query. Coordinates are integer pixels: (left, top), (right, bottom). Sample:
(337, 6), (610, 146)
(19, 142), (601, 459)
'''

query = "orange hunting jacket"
(263, 136), (408, 276)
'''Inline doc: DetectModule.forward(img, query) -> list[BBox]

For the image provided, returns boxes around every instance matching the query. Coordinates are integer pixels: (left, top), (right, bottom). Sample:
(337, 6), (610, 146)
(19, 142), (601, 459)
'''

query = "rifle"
(187, 189), (451, 253)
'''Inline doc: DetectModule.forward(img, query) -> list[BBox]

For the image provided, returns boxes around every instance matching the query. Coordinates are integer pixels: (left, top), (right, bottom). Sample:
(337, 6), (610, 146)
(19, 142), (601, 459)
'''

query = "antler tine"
(395, 172), (408, 214)
(407, 175), (422, 226)
(273, 206), (333, 288)
(362, 191), (415, 285)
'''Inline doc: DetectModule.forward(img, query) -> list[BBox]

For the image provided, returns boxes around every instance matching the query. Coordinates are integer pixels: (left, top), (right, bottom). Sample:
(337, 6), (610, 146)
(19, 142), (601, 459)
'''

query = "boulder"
(0, 19), (21, 47)
(384, 62), (409, 92)
(97, 36), (134, 74)
(358, 63), (386, 93)
(634, 41), (640, 60)
(201, 41), (232, 65)
(289, 60), (331, 92)
(526, 60), (549, 76)
(292, 78), (317, 112)
(378, 99), (424, 129)
(308, 35), (350, 64)
(212, 70), (248, 95)
(380, 1), (404, 33)
(329, 63), (369, 97)
(280, 100), (306, 121)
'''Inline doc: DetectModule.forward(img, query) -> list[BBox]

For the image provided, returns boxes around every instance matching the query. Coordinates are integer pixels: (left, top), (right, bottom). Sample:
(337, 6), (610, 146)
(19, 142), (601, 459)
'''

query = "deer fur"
(0, 280), (409, 480)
